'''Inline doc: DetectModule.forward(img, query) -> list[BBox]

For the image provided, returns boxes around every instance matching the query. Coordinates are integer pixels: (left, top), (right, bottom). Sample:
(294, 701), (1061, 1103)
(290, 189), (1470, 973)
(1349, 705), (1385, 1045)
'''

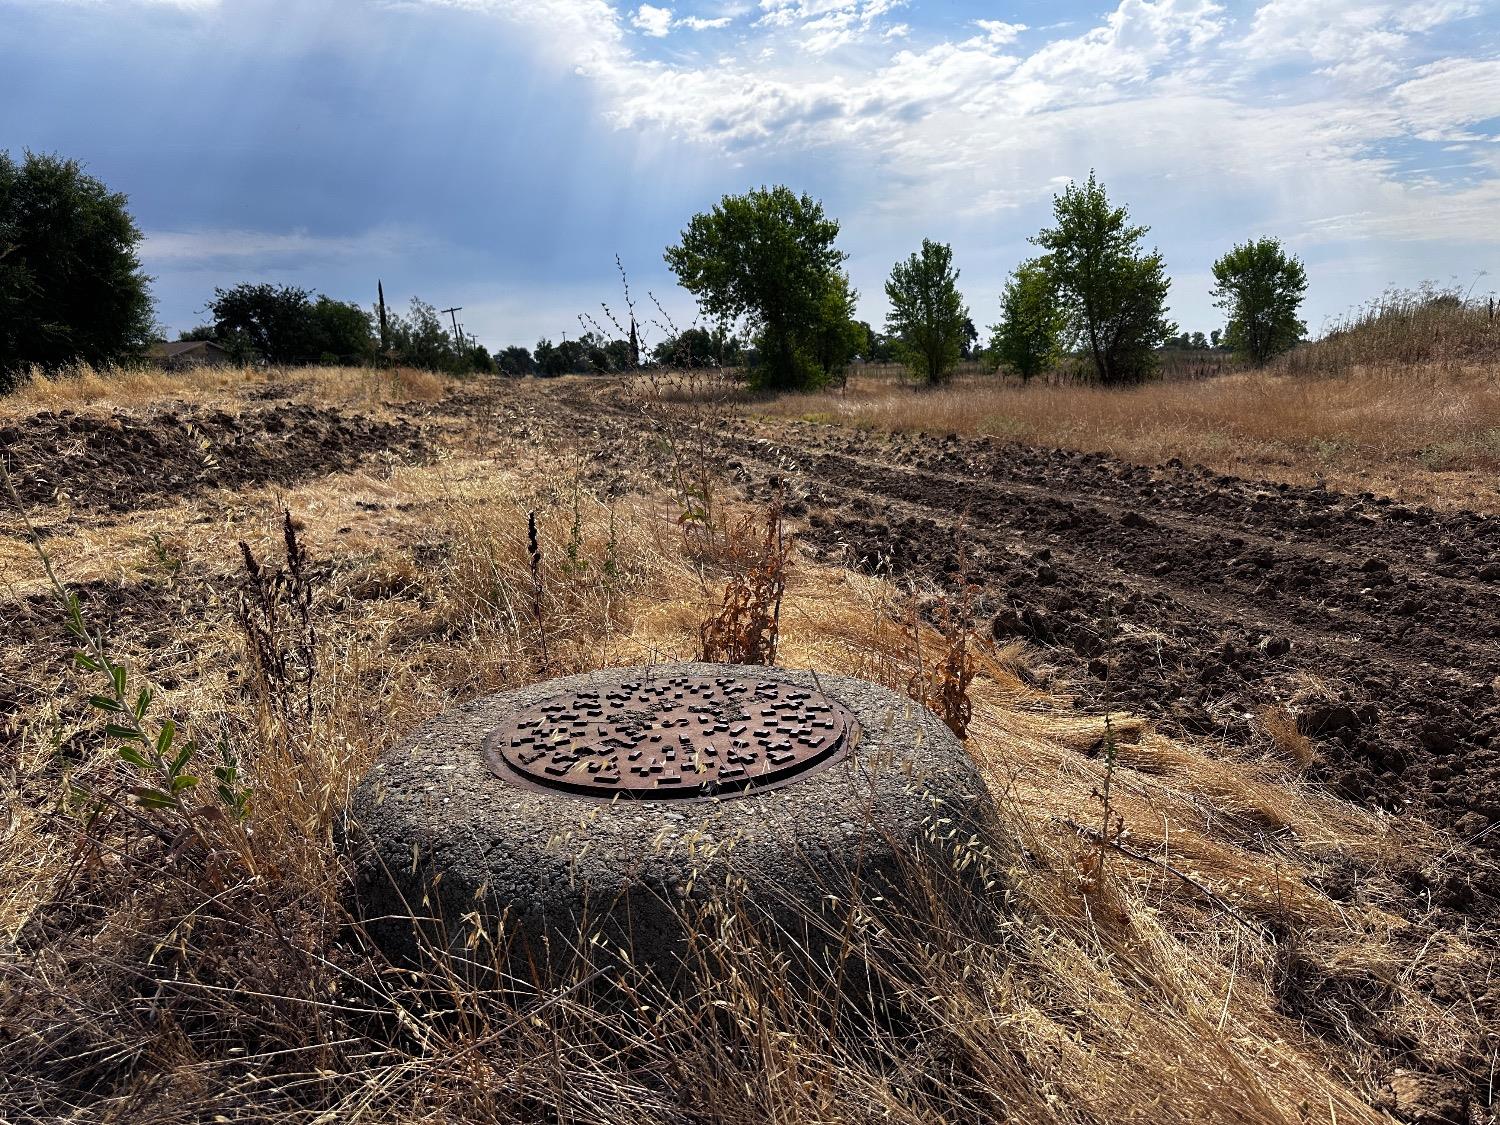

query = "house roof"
(149, 339), (228, 358)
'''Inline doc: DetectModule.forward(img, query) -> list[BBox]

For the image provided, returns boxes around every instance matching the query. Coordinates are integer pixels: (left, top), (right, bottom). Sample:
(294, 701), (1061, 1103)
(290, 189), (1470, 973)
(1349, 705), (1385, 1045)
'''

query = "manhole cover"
(482, 673), (859, 801)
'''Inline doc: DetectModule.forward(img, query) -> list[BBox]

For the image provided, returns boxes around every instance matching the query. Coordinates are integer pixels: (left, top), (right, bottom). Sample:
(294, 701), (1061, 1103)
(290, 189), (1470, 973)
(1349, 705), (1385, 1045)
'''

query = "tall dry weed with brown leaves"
(237, 511), (319, 754)
(699, 502), (791, 665)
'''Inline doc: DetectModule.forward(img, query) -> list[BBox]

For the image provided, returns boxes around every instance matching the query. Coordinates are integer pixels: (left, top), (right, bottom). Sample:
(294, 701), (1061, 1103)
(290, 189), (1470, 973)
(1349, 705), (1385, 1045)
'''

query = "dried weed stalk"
(237, 510), (318, 752)
(699, 502), (790, 666)
(528, 509), (551, 670)
(904, 571), (978, 741)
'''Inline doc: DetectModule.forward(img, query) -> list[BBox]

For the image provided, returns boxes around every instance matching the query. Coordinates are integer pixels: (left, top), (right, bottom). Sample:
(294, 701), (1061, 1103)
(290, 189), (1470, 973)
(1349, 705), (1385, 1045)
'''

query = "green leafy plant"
(1, 460), (248, 819)
(1210, 237), (1308, 365)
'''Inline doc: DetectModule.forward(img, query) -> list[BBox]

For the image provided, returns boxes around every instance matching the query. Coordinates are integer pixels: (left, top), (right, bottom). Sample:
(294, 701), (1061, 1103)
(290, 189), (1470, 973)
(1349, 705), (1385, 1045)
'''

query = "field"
(0, 358), (1496, 1123)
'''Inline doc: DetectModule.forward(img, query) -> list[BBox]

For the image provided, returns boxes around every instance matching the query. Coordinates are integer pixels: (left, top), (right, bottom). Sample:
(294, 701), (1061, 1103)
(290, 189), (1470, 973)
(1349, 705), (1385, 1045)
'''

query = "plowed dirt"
(0, 402), (425, 513)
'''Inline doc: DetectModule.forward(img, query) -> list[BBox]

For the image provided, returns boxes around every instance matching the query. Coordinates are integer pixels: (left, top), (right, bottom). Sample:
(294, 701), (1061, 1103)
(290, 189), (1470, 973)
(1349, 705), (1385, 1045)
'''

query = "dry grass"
(0, 395), (1490, 1122)
(2, 360), (452, 417)
(751, 361), (1500, 510)
(671, 291), (1500, 511)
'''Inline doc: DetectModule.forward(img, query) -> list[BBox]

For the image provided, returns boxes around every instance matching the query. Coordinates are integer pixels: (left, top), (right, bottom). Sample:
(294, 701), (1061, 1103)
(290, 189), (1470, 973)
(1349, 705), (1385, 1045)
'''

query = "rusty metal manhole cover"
(482, 673), (859, 801)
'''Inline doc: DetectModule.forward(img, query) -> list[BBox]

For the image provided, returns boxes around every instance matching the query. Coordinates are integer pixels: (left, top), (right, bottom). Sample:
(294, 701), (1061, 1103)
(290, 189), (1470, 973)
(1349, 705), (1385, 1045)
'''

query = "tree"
(497, 345), (533, 376)
(961, 316), (979, 360)
(1210, 329), (1222, 349)
(534, 337), (587, 376)
(884, 239), (969, 385)
(208, 284), (315, 364)
(664, 185), (846, 390)
(388, 298), (463, 372)
(0, 151), (154, 387)
(468, 343), (495, 374)
(1189, 330), (1208, 350)
(990, 260), (1066, 382)
(177, 324), (217, 342)
(308, 296), (375, 364)
(1031, 171), (1175, 384)
(1210, 237), (1308, 364)
(808, 273), (864, 383)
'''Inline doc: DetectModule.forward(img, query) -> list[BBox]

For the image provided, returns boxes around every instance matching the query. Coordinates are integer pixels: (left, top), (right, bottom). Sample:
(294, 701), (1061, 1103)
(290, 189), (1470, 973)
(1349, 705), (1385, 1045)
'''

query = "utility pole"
(441, 306), (463, 351)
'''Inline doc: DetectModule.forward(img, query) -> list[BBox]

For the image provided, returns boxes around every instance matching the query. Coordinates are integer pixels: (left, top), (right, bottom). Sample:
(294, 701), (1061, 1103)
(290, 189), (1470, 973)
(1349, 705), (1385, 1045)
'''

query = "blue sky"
(2, 0), (1498, 352)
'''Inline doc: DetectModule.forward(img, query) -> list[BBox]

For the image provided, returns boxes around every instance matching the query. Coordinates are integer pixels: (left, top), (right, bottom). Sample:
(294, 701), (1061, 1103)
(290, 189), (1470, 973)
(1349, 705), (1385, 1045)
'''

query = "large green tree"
(207, 284), (374, 365)
(664, 186), (846, 390)
(497, 345), (534, 376)
(208, 283), (316, 364)
(308, 295), (376, 364)
(0, 151), (154, 387)
(990, 260), (1067, 382)
(1210, 237), (1308, 364)
(1032, 171), (1175, 384)
(884, 239), (969, 385)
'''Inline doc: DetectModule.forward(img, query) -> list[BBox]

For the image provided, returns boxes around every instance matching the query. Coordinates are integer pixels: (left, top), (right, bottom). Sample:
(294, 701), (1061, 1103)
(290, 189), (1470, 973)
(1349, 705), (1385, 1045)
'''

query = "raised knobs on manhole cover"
(482, 672), (859, 801)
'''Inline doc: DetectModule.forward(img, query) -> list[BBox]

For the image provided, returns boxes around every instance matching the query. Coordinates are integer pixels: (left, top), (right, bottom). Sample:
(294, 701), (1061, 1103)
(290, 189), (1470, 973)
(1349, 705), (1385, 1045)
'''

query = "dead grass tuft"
(1260, 703), (1317, 773)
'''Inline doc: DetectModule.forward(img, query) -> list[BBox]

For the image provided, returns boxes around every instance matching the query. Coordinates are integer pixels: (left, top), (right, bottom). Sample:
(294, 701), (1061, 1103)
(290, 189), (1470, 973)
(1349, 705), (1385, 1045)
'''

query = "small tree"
(0, 151), (154, 387)
(664, 186), (846, 391)
(1211, 237), (1308, 364)
(308, 296), (375, 364)
(497, 345), (534, 376)
(809, 272), (864, 384)
(209, 283), (315, 365)
(1032, 171), (1175, 384)
(884, 239), (969, 385)
(990, 260), (1066, 382)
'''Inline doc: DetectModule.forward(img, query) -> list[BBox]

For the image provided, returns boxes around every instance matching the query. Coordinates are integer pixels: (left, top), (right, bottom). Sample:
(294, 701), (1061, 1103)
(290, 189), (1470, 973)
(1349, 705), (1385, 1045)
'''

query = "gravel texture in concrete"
(344, 663), (1005, 982)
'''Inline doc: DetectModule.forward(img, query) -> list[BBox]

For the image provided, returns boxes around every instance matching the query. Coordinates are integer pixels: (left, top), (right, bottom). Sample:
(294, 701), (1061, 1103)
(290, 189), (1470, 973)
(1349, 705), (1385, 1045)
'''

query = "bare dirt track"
(529, 379), (1500, 915)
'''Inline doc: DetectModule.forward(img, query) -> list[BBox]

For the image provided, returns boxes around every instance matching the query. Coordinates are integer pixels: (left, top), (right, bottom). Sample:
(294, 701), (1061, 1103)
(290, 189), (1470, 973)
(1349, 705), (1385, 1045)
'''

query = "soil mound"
(0, 402), (425, 513)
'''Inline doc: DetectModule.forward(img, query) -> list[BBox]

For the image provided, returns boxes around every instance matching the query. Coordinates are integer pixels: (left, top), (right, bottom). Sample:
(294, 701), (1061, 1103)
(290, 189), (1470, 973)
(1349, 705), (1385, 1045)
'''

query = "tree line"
(1, 149), (1309, 391)
(665, 175), (1309, 391)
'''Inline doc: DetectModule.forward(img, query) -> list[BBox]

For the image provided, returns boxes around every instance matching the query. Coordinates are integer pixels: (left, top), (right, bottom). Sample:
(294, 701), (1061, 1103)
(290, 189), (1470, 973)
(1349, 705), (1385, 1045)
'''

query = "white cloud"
(680, 14), (732, 29)
(140, 226), (429, 265)
(632, 3), (673, 36)
(394, 0), (1500, 253)
(1240, 0), (1484, 88)
(1394, 57), (1500, 138)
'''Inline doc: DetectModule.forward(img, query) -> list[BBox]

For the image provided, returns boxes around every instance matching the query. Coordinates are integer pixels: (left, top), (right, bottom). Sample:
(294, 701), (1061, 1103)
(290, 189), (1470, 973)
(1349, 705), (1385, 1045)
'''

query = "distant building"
(148, 339), (232, 369)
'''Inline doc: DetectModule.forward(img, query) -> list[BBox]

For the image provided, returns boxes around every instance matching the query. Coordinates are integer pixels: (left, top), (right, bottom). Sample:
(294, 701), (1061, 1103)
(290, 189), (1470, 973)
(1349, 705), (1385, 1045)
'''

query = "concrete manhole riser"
(345, 662), (1006, 983)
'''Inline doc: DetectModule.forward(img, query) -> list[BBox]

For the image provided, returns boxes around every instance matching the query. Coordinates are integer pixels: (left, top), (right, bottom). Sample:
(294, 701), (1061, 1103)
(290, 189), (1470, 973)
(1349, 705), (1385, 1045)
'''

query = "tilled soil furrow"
(562, 400), (1496, 862)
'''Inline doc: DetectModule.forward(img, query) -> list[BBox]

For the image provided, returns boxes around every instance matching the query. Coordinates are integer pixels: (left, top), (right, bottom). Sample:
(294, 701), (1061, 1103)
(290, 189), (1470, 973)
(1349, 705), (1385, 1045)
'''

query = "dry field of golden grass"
(0, 364), (1491, 1122)
(726, 296), (1500, 512)
(749, 362), (1500, 512)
